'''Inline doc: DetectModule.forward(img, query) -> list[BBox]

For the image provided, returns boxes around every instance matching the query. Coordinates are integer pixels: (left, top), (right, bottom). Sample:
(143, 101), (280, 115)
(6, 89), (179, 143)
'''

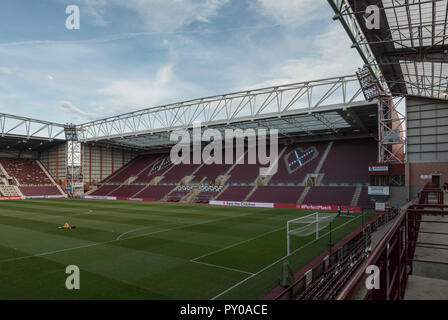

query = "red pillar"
(111, 148), (114, 173)
(89, 144), (92, 184)
(55, 145), (59, 181)
(100, 146), (103, 181)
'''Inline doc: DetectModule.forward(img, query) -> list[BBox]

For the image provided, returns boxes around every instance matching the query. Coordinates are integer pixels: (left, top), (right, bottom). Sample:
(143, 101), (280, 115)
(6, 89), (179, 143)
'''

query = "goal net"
(286, 212), (337, 255)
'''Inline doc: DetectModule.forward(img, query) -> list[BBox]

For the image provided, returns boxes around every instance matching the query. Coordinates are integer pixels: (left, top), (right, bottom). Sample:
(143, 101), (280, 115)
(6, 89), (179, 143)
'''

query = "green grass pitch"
(0, 199), (375, 300)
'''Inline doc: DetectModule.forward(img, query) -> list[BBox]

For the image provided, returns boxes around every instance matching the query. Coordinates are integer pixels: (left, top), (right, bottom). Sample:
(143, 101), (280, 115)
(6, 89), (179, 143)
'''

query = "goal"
(286, 212), (337, 255)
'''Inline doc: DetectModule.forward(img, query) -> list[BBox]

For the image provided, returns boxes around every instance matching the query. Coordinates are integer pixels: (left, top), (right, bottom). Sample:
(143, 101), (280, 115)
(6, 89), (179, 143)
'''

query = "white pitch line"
(211, 215), (361, 300)
(115, 220), (181, 241)
(66, 209), (93, 217)
(191, 225), (286, 262)
(0, 212), (255, 264)
(116, 226), (151, 241)
(190, 260), (254, 276)
(0, 242), (108, 263)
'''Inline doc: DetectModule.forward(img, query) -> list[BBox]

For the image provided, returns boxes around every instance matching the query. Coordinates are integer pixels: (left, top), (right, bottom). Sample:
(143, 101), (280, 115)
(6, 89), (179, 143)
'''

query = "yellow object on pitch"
(58, 223), (76, 230)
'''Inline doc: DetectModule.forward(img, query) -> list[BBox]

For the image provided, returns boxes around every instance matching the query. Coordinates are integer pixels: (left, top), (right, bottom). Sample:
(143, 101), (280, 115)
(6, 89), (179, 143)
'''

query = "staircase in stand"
(37, 160), (65, 195)
(350, 185), (362, 207)
(243, 185), (258, 202)
(0, 185), (21, 197)
(297, 186), (310, 204)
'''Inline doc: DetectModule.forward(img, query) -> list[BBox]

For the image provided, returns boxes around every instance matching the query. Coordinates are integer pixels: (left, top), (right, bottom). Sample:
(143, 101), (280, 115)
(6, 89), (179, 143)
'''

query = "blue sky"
(0, 0), (363, 124)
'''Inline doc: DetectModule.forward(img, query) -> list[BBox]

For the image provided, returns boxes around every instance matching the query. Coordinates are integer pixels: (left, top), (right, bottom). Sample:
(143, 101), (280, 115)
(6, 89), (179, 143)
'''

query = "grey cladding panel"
(407, 98), (448, 162)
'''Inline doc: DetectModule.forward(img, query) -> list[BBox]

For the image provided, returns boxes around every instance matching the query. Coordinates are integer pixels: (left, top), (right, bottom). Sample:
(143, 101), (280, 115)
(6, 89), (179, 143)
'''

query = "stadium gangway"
(336, 202), (448, 300)
(418, 183), (444, 205)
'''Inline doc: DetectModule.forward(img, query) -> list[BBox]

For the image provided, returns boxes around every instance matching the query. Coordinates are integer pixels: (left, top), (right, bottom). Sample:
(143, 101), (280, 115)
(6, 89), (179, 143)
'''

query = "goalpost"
(286, 212), (338, 255)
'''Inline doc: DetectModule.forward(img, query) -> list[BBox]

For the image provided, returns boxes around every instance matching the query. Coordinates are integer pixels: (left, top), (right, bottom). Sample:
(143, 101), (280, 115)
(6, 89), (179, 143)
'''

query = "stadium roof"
(76, 75), (379, 150)
(0, 75), (379, 151)
(0, 135), (63, 152)
(0, 113), (66, 141)
(329, 0), (448, 99)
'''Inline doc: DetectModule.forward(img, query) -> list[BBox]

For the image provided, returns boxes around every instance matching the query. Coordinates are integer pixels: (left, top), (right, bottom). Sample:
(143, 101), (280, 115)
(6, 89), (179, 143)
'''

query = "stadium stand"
(162, 153), (201, 183)
(91, 185), (120, 196)
(166, 193), (187, 202)
(249, 186), (305, 204)
(20, 186), (62, 197)
(320, 138), (376, 184)
(0, 185), (20, 197)
(85, 138), (377, 207)
(0, 158), (51, 185)
(192, 149), (238, 184)
(297, 238), (366, 300)
(108, 185), (146, 197)
(0, 158), (64, 197)
(302, 187), (356, 206)
(227, 151), (270, 184)
(134, 185), (175, 201)
(216, 186), (253, 202)
(134, 156), (173, 183)
(195, 185), (224, 203)
(104, 154), (159, 183)
(357, 187), (374, 209)
(270, 142), (327, 185)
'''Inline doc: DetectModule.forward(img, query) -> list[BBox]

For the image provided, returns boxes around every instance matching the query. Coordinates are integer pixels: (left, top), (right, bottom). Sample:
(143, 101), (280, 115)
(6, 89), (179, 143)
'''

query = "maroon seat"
(270, 142), (328, 184)
(320, 139), (376, 183)
(134, 185), (174, 200)
(105, 154), (159, 183)
(20, 186), (62, 196)
(357, 187), (374, 209)
(91, 185), (120, 196)
(227, 152), (268, 184)
(0, 158), (51, 185)
(303, 187), (356, 206)
(216, 186), (253, 202)
(108, 185), (146, 197)
(192, 148), (237, 184)
(162, 153), (201, 183)
(249, 186), (304, 204)
(134, 156), (173, 183)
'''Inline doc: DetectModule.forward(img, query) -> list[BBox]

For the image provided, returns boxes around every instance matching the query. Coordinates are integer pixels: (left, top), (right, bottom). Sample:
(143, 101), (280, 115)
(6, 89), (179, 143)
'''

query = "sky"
(0, 0), (363, 124)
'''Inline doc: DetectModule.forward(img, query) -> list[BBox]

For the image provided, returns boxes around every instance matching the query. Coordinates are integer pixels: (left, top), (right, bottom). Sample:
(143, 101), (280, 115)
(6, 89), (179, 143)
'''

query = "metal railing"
(336, 184), (448, 300)
(274, 209), (399, 300)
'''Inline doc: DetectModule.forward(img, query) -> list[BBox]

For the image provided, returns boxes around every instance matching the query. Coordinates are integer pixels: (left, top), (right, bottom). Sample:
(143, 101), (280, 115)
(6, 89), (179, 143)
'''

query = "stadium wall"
(39, 143), (66, 182)
(82, 143), (137, 185)
(406, 97), (448, 198)
(0, 150), (38, 159)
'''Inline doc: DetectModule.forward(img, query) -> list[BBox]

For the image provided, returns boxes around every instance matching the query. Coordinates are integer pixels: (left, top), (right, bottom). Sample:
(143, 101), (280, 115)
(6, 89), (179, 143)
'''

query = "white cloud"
(78, 0), (229, 32)
(81, 0), (109, 27)
(0, 1), (360, 124)
(93, 64), (201, 114)
(47, 75), (54, 80)
(0, 67), (11, 74)
(252, 0), (326, 27)
(58, 101), (98, 120)
(242, 25), (362, 89)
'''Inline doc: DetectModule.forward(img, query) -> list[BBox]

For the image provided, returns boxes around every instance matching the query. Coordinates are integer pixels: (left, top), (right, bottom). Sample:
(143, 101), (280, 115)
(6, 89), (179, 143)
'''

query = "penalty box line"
(211, 214), (361, 300)
(191, 225), (286, 262)
(188, 225), (288, 277)
(190, 260), (254, 276)
(190, 211), (313, 262)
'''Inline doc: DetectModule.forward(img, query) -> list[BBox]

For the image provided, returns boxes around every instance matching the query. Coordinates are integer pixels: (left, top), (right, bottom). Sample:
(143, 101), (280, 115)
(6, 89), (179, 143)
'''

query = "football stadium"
(1, 0), (447, 302)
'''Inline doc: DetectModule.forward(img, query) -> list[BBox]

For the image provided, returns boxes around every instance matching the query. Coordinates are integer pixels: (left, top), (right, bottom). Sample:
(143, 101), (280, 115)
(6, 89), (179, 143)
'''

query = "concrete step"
(405, 275), (448, 300)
